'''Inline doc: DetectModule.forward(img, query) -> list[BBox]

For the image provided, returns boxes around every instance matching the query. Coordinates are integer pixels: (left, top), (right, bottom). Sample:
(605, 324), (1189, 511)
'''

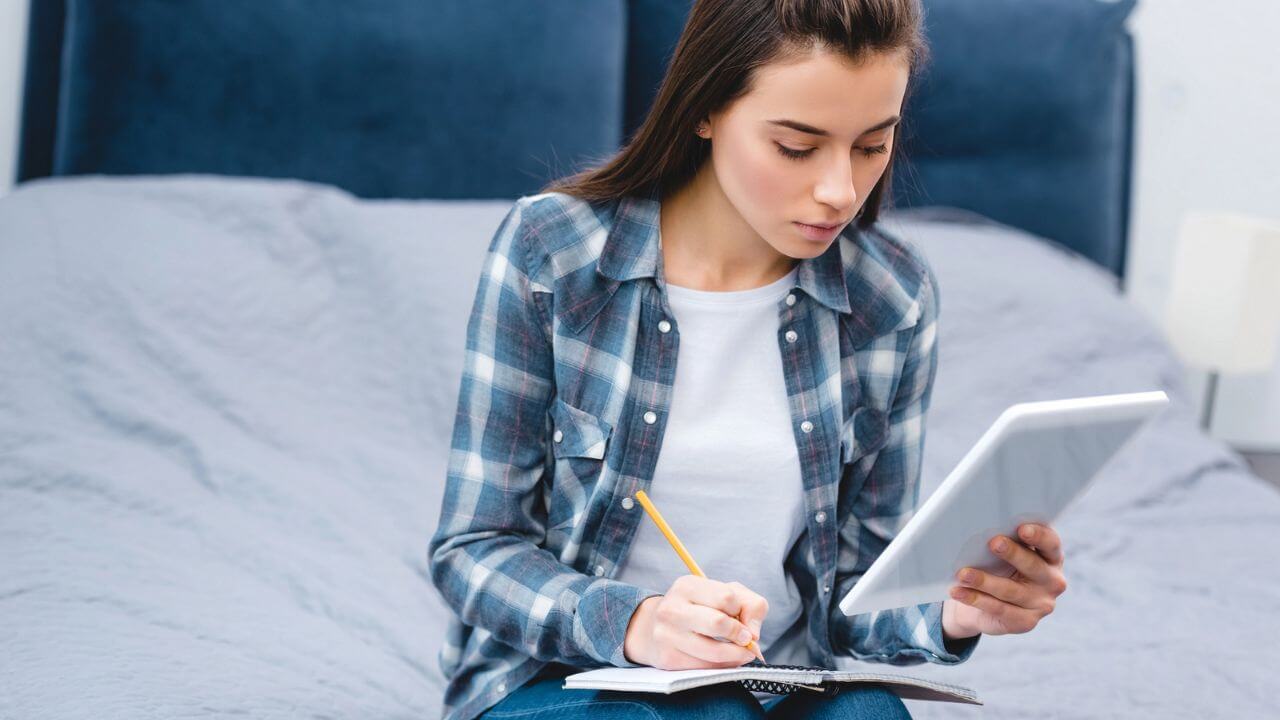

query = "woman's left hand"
(942, 522), (1068, 639)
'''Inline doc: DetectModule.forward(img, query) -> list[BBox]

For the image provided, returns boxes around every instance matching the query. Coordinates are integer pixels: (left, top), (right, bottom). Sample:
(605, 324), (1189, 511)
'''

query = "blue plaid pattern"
(428, 191), (980, 720)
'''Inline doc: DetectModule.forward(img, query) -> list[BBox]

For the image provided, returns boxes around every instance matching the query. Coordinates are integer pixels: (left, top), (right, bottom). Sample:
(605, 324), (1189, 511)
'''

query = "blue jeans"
(478, 663), (913, 719)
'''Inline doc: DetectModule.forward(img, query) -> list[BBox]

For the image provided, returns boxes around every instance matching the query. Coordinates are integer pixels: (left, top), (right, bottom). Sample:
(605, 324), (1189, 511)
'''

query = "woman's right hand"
(622, 575), (769, 669)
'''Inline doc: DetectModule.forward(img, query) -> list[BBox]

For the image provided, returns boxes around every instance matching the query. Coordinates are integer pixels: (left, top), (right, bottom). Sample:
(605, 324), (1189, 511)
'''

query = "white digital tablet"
(838, 390), (1169, 618)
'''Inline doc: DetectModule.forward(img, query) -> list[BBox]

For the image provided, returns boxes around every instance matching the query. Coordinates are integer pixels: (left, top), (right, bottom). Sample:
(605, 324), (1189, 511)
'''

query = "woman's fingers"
(673, 627), (757, 666)
(651, 605), (755, 668)
(949, 586), (1042, 633)
(670, 576), (769, 636)
(989, 533), (1058, 586)
(658, 575), (769, 668)
(682, 602), (756, 646)
(955, 568), (1054, 613)
(648, 641), (725, 670)
(725, 580), (769, 637)
(672, 577), (765, 631)
(1018, 523), (1065, 565)
(673, 575), (744, 617)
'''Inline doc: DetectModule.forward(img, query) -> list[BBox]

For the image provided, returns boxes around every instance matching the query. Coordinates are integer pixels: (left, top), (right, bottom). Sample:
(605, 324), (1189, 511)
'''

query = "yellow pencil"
(633, 489), (766, 663)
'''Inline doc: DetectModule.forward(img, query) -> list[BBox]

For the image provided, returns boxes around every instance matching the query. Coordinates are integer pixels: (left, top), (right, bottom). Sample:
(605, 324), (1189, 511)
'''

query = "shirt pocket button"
(549, 397), (613, 460)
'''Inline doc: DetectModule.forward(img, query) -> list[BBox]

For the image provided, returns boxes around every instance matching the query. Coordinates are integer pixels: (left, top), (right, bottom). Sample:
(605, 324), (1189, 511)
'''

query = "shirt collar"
(597, 193), (854, 316)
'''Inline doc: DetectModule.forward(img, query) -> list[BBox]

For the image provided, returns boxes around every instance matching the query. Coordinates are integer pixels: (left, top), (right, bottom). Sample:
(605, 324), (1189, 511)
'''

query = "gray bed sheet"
(1, 175), (1276, 719)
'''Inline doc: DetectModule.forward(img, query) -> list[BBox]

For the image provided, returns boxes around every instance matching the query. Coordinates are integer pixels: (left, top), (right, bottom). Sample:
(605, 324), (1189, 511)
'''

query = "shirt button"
(658, 319), (672, 333)
(553, 429), (564, 443)
(643, 411), (657, 424)
(497, 682), (507, 694)
(621, 496), (635, 510)
(785, 329), (798, 343)
(800, 420), (813, 433)
(594, 565), (605, 576)
(822, 583), (831, 594)
(815, 510), (827, 524)
(786, 293), (796, 306)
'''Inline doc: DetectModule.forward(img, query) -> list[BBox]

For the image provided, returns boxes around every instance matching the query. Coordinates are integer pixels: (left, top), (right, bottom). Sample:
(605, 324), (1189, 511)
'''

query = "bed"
(4, 1), (1278, 718)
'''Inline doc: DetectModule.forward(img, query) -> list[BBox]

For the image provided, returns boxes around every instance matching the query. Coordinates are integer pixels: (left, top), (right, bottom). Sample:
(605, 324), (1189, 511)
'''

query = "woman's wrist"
(623, 595), (661, 666)
(941, 598), (980, 642)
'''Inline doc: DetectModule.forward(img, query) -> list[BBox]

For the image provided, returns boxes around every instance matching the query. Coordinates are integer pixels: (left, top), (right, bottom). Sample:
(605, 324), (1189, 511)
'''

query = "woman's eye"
(775, 143), (890, 161)
(775, 143), (813, 161)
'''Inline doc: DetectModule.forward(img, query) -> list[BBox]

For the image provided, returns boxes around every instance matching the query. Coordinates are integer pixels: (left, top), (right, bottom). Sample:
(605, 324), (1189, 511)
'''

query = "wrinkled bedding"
(1, 175), (1276, 719)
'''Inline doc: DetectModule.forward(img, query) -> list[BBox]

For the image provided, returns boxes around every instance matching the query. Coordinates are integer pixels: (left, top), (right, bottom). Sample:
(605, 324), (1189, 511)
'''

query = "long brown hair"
(541, 0), (931, 230)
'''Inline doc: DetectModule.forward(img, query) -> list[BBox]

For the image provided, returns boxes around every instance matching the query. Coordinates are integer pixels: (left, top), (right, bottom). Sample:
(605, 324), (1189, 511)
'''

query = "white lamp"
(1163, 211), (1280, 431)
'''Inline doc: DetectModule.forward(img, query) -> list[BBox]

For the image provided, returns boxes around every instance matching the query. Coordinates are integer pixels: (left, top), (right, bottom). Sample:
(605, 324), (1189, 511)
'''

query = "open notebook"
(562, 662), (981, 705)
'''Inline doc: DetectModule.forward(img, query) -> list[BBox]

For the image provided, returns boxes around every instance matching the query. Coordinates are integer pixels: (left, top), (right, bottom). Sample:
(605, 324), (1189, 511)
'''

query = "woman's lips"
(794, 221), (842, 242)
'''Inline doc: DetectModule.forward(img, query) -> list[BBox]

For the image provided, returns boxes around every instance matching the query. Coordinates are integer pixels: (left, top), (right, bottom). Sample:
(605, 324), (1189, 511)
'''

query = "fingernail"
(994, 538), (1008, 552)
(749, 620), (762, 636)
(736, 629), (752, 645)
(1020, 526), (1035, 540)
(959, 569), (976, 583)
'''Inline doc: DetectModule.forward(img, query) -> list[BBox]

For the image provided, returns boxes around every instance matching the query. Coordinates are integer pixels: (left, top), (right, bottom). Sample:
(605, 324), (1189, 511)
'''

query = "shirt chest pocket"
(546, 398), (613, 533)
(549, 397), (613, 462)
(839, 406), (890, 466)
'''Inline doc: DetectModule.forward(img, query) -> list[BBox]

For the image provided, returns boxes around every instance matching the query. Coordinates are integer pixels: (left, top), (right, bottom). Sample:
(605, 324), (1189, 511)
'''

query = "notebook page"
(562, 665), (826, 692)
(562, 666), (981, 705)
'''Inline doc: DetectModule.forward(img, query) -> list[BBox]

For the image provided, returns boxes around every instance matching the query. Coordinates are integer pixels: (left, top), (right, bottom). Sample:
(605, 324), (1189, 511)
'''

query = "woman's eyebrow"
(766, 115), (900, 137)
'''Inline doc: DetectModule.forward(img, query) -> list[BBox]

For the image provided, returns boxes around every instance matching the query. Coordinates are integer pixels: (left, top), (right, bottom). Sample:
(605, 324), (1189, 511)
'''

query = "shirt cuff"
(574, 578), (663, 667)
(922, 600), (981, 664)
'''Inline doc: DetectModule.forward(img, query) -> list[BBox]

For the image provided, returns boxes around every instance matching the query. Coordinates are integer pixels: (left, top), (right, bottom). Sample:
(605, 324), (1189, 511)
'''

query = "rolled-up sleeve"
(428, 198), (654, 669)
(828, 258), (980, 666)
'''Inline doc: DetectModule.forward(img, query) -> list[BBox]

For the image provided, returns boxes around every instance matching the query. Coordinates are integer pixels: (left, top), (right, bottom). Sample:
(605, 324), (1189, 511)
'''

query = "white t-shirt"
(614, 264), (812, 687)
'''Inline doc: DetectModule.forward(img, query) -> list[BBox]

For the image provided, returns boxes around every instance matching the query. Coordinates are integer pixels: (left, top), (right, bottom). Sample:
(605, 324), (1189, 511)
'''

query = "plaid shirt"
(428, 191), (980, 720)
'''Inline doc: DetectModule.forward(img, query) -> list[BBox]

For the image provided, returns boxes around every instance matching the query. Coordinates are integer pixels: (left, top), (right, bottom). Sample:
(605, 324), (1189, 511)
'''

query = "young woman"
(429, 1), (1069, 718)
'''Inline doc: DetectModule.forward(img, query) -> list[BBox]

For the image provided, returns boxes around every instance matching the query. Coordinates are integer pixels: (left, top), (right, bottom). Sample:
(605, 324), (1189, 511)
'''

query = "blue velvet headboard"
(17, 0), (1137, 280)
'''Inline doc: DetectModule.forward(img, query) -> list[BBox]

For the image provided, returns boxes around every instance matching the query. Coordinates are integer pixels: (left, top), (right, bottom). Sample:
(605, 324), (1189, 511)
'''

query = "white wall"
(0, 0), (1276, 446)
(1125, 0), (1280, 450)
(0, 0), (28, 198)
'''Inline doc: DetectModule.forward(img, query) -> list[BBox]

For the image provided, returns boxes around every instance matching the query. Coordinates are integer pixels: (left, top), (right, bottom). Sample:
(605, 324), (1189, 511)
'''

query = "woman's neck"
(658, 168), (797, 291)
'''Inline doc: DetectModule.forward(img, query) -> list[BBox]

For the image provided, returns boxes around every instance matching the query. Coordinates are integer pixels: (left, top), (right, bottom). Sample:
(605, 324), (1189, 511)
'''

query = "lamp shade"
(1163, 211), (1280, 374)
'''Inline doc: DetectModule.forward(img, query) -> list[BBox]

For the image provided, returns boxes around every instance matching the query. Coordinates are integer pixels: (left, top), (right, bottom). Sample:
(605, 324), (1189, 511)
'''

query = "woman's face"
(701, 46), (910, 258)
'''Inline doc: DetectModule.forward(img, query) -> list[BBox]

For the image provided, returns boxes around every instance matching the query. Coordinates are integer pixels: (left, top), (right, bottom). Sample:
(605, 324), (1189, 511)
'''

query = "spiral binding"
(736, 660), (842, 697)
